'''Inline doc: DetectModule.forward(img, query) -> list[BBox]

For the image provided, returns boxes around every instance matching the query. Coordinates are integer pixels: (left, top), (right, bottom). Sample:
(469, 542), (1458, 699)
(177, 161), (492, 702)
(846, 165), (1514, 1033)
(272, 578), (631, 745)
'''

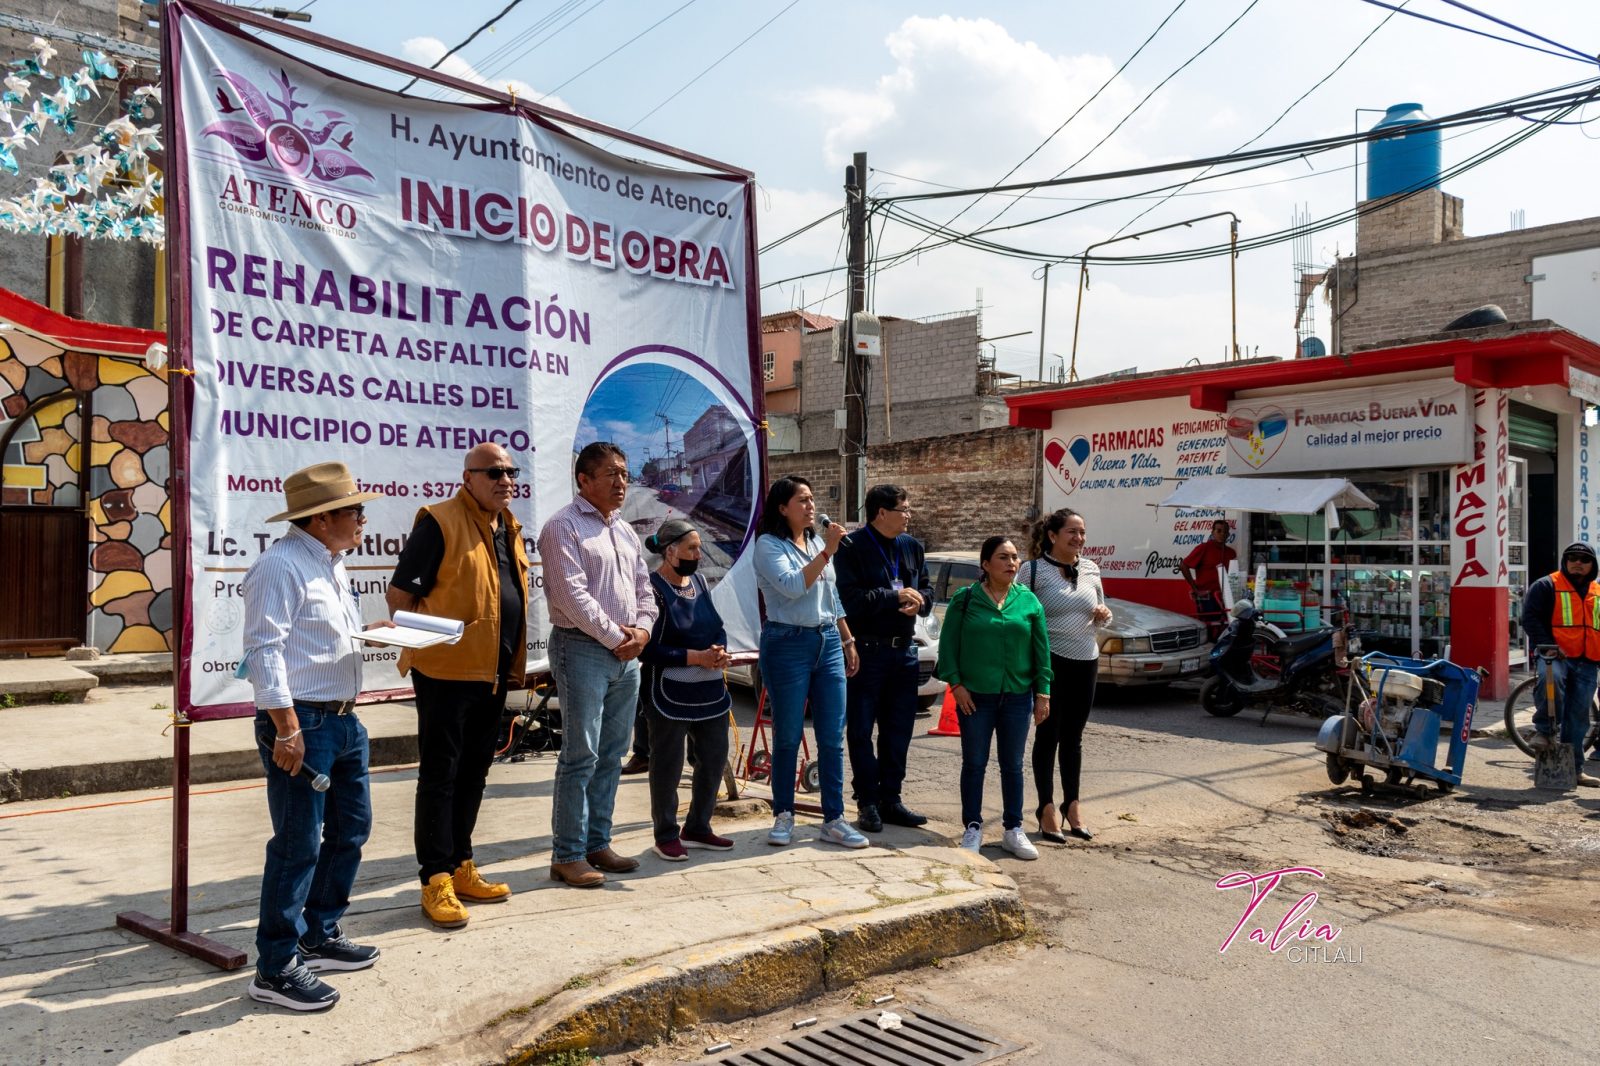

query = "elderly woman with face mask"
(639, 519), (736, 862)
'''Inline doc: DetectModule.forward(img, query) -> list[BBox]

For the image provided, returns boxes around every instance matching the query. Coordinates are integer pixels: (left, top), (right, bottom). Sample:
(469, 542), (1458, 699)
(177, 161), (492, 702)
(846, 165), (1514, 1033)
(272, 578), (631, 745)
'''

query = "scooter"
(1200, 598), (1360, 721)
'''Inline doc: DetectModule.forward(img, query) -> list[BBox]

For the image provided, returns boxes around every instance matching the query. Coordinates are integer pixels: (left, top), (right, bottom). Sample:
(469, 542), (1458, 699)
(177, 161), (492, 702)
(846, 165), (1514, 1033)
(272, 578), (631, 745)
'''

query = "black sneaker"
(247, 960), (340, 1012)
(297, 925), (380, 973)
(856, 804), (883, 833)
(882, 801), (929, 828)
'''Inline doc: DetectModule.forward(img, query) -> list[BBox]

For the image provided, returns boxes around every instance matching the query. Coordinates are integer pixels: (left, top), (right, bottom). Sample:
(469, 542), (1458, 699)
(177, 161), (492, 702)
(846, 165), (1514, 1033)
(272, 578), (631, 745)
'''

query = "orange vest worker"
(1550, 569), (1600, 661)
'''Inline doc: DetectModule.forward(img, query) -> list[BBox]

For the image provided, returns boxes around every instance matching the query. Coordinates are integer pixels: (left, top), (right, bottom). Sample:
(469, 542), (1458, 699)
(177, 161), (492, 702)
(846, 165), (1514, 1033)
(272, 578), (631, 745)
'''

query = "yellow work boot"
(421, 872), (469, 929)
(453, 859), (511, 903)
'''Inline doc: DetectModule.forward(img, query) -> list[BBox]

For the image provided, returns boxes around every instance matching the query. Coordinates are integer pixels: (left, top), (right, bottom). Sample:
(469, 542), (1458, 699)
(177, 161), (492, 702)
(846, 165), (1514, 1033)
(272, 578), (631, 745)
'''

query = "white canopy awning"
(1156, 476), (1377, 514)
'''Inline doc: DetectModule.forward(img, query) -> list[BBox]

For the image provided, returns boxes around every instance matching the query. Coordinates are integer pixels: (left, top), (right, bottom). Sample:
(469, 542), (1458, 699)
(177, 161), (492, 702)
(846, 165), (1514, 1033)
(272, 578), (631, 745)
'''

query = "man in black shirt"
(835, 484), (936, 832)
(387, 442), (531, 927)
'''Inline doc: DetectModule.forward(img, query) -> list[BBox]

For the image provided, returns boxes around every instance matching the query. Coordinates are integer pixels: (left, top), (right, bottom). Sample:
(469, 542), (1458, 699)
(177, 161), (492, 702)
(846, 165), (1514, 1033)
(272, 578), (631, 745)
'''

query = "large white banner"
(169, 4), (762, 716)
(1224, 379), (1472, 474)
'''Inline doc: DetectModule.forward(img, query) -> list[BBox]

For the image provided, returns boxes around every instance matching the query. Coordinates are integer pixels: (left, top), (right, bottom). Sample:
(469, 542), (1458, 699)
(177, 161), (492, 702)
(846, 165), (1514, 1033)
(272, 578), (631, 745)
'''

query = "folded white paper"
(357, 610), (465, 649)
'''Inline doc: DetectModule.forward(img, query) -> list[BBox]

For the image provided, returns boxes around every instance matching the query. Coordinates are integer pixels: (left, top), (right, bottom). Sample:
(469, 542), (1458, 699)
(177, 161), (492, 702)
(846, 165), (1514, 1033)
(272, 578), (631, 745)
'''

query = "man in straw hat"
(241, 461), (387, 1012)
(388, 442), (530, 928)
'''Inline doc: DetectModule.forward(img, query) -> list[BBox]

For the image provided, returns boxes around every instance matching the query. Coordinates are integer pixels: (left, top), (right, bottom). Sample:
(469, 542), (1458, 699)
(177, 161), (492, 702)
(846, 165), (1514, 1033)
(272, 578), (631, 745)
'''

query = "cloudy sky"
(271, 0), (1598, 380)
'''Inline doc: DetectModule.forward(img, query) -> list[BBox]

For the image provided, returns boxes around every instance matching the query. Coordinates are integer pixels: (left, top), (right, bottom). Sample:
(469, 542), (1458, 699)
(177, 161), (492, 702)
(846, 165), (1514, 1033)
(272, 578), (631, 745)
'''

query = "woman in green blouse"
(934, 536), (1052, 860)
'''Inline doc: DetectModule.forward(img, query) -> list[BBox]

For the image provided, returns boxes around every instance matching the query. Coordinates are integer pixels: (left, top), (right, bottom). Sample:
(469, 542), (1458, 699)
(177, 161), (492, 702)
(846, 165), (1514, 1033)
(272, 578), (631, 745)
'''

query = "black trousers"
(647, 709), (729, 843)
(1033, 654), (1097, 810)
(412, 670), (506, 883)
(846, 642), (920, 808)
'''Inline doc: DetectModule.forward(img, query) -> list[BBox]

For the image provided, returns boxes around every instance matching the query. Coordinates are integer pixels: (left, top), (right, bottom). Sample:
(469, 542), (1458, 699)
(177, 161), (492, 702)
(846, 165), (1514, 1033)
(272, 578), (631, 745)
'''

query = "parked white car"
(924, 551), (1211, 687)
(727, 613), (948, 711)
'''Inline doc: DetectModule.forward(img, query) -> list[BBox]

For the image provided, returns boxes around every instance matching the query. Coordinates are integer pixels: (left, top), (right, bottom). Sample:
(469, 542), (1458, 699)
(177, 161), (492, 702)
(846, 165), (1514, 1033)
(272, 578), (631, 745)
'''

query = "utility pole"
(842, 150), (868, 523)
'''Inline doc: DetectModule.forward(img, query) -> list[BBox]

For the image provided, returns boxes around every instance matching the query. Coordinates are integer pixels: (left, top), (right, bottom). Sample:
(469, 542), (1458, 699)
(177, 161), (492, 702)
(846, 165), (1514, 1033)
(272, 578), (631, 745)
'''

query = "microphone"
(818, 513), (832, 529)
(299, 764), (330, 792)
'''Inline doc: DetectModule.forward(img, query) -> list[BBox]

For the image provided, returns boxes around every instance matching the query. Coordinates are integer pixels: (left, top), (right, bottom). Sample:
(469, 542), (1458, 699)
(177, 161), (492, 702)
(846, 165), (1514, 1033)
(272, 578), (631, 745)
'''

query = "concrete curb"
(5, 734), (420, 801)
(398, 884), (1025, 1064)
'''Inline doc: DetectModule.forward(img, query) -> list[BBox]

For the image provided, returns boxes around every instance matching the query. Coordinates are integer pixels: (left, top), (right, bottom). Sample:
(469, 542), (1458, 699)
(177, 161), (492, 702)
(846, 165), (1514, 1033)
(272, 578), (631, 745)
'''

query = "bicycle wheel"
(1503, 676), (1540, 758)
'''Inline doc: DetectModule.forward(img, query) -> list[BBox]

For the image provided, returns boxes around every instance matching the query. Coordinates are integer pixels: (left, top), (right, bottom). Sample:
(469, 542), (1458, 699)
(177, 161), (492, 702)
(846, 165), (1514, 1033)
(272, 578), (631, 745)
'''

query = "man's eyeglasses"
(468, 466), (521, 481)
(330, 505), (365, 518)
(888, 507), (912, 515)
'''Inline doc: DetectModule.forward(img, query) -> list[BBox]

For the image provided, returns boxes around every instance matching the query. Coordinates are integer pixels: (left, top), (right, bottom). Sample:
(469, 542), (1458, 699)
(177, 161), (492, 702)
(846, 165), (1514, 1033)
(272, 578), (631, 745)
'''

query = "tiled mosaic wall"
(0, 328), (172, 652)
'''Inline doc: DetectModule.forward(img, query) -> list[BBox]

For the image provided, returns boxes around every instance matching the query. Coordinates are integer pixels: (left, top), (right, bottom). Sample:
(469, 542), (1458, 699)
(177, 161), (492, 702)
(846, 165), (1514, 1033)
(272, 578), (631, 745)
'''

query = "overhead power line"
(1354, 0), (1595, 63)
(625, 0), (803, 132)
(1108, 0), (1409, 240)
(875, 80), (1600, 206)
(398, 0), (529, 94)
(880, 0), (1193, 271)
(1437, 0), (1595, 62)
(877, 99), (1572, 268)
(537, 0), (700, 102)
(759, 208), (843, 254)
(469, 0), (607, 91)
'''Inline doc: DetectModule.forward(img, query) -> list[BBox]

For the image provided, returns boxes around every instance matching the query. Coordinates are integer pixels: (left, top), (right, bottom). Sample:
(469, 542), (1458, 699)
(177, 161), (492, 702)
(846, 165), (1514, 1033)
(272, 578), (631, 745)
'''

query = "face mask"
(672, 557), (700, 577)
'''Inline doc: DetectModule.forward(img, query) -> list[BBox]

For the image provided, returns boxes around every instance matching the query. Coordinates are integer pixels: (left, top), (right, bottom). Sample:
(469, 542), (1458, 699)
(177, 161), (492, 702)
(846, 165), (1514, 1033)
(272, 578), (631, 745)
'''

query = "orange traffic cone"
(927, 687), (962, 737)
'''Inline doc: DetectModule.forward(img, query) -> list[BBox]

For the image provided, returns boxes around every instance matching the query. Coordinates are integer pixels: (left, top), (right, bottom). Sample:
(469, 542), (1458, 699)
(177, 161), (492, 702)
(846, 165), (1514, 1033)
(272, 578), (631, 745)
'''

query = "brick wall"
(764, 427), (1040, 552)
(1332, 194), (1600, 352)
(1355, 190), (1463, 256)
(795, 315), (989, 452)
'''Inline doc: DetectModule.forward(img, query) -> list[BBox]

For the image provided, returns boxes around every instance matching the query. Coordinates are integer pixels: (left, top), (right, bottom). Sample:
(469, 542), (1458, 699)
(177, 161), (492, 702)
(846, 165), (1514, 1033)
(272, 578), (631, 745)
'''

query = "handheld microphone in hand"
(299, 764), (330, 792)
(818, 513), (831, 529)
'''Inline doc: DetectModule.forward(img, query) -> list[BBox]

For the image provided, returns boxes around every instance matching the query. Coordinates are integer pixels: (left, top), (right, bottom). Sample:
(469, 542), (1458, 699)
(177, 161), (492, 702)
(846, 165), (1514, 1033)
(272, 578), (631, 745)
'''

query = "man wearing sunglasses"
(388, 442), (532, 927)
(1520, 540), (1600, 788)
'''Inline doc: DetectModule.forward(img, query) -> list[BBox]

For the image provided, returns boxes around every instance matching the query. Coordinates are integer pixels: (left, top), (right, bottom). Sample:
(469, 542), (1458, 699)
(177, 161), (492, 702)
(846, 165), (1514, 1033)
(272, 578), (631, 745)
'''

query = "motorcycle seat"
(1274, 629), (1332, 658)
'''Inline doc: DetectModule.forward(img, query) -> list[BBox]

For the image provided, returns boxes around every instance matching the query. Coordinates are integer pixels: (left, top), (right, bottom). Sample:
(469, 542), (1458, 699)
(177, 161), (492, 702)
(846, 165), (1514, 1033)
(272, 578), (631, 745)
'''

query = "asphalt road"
(617, 683), (1600, 1065)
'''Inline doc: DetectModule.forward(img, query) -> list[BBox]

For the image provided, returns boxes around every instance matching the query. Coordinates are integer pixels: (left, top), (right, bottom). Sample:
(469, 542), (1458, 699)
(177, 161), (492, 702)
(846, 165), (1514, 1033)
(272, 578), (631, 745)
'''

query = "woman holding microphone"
(1025, 508), (1112, 843)
(753, 477), (868, 850)
(934, 535), (1052, 860)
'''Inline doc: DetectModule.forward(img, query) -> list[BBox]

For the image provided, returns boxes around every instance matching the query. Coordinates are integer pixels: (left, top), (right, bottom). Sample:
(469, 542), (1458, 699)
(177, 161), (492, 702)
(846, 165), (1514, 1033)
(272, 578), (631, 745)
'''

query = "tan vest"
(398, 490), (530, 688)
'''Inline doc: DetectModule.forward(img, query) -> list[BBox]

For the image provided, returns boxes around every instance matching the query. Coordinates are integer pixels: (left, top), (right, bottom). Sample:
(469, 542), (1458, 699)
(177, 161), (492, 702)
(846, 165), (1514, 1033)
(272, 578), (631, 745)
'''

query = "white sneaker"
(959, 822), (982, 853)
(820, 817), (870, 849)
(1002, 827), (1039, 861)
(768, 811), (795, 847)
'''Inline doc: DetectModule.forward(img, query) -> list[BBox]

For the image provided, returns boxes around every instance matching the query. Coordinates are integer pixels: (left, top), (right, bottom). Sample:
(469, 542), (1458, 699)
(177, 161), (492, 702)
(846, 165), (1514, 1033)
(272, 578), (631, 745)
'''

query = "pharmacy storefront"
(1009, 327), (1600, 698)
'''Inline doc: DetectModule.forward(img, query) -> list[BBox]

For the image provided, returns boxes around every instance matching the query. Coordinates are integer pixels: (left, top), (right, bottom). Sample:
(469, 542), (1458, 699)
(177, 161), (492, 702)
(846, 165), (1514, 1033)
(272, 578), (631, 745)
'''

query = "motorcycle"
(1199, 599), (1360, 720)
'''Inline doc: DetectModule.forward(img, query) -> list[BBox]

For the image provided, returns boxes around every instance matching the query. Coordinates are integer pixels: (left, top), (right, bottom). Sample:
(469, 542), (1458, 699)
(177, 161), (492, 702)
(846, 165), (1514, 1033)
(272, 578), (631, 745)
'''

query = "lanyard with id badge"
(871, 532), (903, 590)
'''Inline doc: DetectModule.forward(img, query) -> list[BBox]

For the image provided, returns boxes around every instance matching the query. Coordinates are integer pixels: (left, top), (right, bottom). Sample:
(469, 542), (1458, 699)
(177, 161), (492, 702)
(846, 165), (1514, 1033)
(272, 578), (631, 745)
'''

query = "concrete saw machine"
(1315, 652), (1480, 795)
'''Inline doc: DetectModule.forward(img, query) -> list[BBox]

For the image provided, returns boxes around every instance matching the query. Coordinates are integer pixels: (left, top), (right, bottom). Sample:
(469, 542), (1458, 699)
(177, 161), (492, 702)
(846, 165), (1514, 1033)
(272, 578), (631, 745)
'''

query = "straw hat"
(266, 461), (384, 522)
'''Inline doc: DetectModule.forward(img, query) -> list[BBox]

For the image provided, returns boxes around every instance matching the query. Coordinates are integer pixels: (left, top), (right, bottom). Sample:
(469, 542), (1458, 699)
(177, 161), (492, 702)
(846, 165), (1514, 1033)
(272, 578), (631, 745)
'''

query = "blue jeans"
(1532, 656), (1595, 770)
(845, 642), (919, 808)
(254, 706), (371, 978)
(959, 692), (1032, 829)
(760, 622), (846, 821)
(549, 627), (640, 864)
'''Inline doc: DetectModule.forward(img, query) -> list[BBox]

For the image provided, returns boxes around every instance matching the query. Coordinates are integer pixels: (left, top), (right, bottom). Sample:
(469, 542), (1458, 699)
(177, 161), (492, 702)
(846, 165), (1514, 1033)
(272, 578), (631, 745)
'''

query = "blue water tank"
(1366, 103), (1441, 200)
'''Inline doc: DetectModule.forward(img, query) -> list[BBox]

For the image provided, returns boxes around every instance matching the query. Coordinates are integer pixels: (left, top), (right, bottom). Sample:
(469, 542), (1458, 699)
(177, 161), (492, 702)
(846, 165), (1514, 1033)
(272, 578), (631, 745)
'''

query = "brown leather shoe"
(586, 847), (640, 874)
(620, 755), (650, 775)
(548, 860), (606, 888)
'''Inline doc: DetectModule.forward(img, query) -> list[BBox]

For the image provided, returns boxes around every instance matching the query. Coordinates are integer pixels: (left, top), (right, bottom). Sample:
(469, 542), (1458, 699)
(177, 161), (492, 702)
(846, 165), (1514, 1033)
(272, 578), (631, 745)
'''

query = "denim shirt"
(754, 532), (844, 627)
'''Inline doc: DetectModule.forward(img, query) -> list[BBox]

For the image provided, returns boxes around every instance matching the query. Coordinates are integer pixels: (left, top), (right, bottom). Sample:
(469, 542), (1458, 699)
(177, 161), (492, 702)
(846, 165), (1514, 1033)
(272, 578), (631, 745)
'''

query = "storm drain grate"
(710, 1008), (1022, 1066)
